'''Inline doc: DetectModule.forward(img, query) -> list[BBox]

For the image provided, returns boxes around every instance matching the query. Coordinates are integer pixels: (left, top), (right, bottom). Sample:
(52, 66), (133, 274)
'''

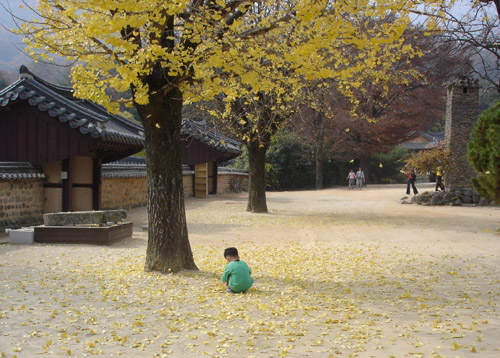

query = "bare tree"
(441, 1), (500, 91)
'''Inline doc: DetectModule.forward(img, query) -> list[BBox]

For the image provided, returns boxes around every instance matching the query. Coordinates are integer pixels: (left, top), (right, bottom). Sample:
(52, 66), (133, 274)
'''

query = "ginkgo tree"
(191, 5), (453, 212)
(17, 0), (453, 272)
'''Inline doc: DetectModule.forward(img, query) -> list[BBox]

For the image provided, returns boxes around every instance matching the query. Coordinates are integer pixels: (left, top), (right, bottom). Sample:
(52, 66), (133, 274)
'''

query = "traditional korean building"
(0, 65), (144, 213)
(0, 66), (245, 231)
(399, 130), (445, 152)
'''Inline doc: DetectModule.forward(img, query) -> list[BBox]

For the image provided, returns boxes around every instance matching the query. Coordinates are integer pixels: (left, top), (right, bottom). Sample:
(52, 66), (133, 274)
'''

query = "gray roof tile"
(0, 162), (45, 180)
(1, 66), (241, 157)
(0, 66), (144, 148)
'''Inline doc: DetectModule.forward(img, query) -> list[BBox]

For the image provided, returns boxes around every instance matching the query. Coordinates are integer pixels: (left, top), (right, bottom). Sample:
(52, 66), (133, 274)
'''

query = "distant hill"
(0, 0), (40, 80)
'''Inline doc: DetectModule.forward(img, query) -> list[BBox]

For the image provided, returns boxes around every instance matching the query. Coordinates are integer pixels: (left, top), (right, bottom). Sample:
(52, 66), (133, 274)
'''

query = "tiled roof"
(399, 141), (440, 150)
(102, 156), (198, 178)
(0, 66), (144, 148)
(218, 167), (248, 175)
(102, 156), (146, 178)
(102, 163), (147, 178)
(418, 131), (444, 142)
(400, 131), (444, 150)
(0, 162), (45, 180)
(182, 118), (242, 155)
(0, 66), (241, 158)
(1, 157), (245, 180)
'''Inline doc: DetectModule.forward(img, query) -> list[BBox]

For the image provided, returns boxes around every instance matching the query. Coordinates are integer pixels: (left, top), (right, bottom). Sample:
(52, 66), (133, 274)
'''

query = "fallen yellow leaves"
(0, 223), (499, 357)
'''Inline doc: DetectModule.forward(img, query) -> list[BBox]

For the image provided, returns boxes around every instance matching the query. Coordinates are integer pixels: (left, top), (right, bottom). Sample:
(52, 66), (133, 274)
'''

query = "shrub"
(468, 101), (500, 204)
(404, 145), (450, 178)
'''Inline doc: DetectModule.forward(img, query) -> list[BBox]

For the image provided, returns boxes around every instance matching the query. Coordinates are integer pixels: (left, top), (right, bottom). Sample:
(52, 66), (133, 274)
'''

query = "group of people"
(346, 166), (445, 195)
(405, 166), (445, 195)
(347, 168), (365, 190)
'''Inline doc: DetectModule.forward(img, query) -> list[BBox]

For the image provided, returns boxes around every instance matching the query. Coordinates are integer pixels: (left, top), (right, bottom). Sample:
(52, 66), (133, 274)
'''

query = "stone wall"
(101, 177), (148, 210)
(183, 171), (194, 196)
(0, 179), (44, 231)
(100, 170), (247, 209)
(1, 165), (248, 230)
(445, 78), (479, 191)
(217, 169), (249, 194)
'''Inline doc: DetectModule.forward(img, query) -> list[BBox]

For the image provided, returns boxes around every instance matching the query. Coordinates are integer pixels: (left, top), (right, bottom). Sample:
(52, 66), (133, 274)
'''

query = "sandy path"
(1, 184), (499, 357)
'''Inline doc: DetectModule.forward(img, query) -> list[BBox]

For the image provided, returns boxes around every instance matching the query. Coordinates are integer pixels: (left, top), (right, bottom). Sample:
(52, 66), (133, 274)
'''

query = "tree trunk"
(246, 140), (268, 213)
(313, 111), (325, 190)
(315, 146), (324, 189)
(139, 88), (198, 273)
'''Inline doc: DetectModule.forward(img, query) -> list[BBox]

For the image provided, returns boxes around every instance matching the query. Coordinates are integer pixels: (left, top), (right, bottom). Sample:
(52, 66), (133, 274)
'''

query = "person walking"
(347, 170), (356, 190)
(355, 168), (365, 190)
(406, 169), (418, 195)
(435, 166), (445, 192)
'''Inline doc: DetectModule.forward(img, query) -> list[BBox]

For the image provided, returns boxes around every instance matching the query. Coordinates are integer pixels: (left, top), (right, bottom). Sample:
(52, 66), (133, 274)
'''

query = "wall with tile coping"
(1, 170), (248, 231)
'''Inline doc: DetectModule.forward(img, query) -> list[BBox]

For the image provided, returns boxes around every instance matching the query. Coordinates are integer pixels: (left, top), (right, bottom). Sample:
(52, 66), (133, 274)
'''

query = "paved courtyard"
(1, 184), (499, 357)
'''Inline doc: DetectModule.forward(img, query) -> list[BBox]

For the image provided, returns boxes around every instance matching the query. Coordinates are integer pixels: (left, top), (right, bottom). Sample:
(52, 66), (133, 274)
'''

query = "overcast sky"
(0, 0), (481, 78)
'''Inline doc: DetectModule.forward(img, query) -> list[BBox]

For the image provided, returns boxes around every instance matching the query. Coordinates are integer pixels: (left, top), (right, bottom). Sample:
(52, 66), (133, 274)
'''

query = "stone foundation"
(402, 189), (493, 207)
(34, 222), (133, 245)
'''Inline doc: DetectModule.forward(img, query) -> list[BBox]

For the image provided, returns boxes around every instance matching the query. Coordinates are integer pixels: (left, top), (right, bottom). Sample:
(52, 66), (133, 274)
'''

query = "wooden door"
(194, 163), (208, 198)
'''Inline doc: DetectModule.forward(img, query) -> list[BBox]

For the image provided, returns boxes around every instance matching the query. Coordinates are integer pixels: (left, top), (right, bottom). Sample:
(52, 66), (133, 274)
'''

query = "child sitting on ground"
(221, 247), (254, 293)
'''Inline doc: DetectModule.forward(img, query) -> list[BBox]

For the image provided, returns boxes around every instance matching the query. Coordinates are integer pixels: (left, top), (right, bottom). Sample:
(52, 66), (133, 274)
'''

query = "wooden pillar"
(62, 158), (71, 211)
(92, 158), (102, 210)
(213, 162), (218, 195)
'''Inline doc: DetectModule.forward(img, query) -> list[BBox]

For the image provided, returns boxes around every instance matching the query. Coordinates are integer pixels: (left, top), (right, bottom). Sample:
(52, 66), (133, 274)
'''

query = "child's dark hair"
(224, 247), (239, 258)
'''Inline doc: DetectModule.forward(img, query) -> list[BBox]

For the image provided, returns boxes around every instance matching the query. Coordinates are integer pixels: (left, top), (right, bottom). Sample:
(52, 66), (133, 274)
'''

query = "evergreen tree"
(468, 101), (500, 204)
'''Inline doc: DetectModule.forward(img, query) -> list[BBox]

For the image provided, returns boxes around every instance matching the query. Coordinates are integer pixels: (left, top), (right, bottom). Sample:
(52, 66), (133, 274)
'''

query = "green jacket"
(221, 260), (254, 293)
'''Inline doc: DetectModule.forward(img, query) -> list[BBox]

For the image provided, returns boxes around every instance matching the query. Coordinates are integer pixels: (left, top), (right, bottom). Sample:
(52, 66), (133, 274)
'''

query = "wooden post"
(92, 157), (102, 210)
(62, 158), (71, 211)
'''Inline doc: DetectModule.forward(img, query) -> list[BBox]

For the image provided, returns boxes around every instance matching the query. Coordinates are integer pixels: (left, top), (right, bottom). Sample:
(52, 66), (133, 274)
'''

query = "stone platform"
(34, 222), (132, 245)
(34, 210), (132, 245)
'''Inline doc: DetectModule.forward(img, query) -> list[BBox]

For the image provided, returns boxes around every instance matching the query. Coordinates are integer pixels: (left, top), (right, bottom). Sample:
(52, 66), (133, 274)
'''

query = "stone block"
(462, 195), (473, 204)
(102, 210), (127, 223)
(430, 194), (442, 206)
(44, 211), (104, 226)
(9, 227), (34, 244)
(478, 197), (490, 207)
(443, 192), (454, 202)
(43, 210), (127, 226)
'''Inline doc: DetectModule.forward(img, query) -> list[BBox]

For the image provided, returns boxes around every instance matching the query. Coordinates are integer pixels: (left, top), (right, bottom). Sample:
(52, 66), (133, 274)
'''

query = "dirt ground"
(1, 183), (499, 357)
